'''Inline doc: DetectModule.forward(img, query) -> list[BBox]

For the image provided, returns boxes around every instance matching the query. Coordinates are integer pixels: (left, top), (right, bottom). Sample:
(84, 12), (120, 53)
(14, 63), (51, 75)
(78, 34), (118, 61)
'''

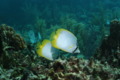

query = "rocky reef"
(0, 24), (26, 68)
(0, 24), (26, 53)
(0, 23), (120, 80)
(1, 57), (120, 80)
(94, 20), (120, 68)
(47, 58), (120, 80)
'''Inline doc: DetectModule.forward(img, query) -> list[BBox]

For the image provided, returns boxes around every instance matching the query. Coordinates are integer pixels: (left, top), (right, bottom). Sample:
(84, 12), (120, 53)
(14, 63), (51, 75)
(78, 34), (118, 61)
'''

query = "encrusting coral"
(94, 20), (120, 68)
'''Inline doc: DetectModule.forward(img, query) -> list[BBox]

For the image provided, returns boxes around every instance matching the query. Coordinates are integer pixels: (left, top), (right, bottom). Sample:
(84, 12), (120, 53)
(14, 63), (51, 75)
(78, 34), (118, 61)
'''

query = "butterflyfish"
(50, 28), (80, 53)
(36, 39), (59, 60)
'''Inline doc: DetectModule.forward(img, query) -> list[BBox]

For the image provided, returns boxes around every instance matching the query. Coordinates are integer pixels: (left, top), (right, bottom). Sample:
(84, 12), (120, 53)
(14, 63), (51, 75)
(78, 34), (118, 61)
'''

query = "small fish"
(50, 28), (80, 53)
(36, 39), (59, 60)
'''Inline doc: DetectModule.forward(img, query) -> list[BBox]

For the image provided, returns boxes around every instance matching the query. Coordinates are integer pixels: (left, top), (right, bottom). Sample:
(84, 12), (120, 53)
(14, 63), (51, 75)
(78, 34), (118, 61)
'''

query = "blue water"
(0, 0), (120, 58)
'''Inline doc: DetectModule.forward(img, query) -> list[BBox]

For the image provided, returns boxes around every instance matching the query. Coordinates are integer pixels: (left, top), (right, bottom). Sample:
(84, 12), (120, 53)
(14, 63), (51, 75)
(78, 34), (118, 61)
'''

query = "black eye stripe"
(72, 46), (78, 53)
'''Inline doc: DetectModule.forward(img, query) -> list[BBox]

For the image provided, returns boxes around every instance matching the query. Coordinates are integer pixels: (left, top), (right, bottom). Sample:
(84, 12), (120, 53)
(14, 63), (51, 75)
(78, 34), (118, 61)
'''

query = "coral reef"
(0, 24), (26, 53)
(0, 24), (26, 68)
(94, 20), (120, 68)
(47, 58), (120, 80)
(1, 56), (120, 80)
(0, 24), (120, 80)
(0, 0), (120, 79)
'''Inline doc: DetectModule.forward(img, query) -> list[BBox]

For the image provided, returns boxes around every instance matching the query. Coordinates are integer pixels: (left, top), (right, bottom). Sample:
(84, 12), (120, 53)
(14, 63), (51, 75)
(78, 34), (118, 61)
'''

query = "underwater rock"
(0, 53), (120, 79)
(0, 24), (27, 68)
(94, 20), (120, 68)
(46, 58), (120, 80)
(0, 24), (26, 54)
(0, 23), (120, 80)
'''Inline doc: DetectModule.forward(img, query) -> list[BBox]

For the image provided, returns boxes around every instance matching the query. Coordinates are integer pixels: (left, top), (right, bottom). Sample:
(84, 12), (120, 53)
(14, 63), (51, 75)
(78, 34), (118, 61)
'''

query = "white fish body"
(36, 40), (59, 60)
(51, 29), (80, 53)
